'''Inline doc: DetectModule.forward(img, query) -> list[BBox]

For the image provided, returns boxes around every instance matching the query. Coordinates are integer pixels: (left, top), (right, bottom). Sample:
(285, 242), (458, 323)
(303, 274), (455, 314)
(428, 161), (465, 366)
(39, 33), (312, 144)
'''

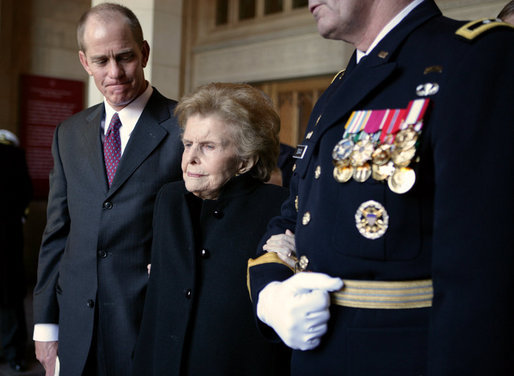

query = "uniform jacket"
(249, 1), (514, 375)
(33, 88), (183, 376)
(133, 176), (290, 376)
(0, 144), (32, 307)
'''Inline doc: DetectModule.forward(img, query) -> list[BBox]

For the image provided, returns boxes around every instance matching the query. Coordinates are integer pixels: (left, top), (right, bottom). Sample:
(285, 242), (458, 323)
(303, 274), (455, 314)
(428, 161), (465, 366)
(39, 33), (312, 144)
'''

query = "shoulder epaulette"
(330, 69), (346, 84)
(456, 18), (514, 40)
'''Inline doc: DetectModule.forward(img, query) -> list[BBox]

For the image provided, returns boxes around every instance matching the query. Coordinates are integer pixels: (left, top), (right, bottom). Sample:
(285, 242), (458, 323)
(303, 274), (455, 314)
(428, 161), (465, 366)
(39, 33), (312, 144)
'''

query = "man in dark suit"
(0, 132), (32, 372)
(248, 0), (514, 374)
(32, 3), (183, 376)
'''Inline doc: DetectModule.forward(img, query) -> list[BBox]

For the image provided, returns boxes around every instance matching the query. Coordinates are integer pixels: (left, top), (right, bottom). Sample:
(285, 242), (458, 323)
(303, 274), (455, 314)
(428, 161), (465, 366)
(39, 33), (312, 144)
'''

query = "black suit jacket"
(133, 176), (290, 376)
(33, 88), (183, 376)
(249, 2), (514, 375)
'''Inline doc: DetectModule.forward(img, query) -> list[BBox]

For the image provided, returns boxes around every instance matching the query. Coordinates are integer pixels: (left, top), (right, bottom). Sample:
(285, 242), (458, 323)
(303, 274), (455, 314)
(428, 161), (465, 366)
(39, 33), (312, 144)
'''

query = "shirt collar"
(356, 0), (424, 63)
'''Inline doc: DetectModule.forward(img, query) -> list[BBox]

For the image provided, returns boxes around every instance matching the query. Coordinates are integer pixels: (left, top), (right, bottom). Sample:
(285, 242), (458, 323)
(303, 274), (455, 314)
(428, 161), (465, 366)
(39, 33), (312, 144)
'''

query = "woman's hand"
(263, 229), (296, 268)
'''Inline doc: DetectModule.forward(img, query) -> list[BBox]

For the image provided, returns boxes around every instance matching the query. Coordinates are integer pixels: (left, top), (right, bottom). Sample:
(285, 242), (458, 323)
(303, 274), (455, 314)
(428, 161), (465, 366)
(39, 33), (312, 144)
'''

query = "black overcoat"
(133, 175), (290, 375)
(249, 1), (514, 375)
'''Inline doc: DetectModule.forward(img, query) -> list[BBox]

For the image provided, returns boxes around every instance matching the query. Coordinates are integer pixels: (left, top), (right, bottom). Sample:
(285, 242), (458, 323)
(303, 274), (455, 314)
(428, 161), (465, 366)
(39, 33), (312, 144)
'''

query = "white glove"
(257, 272), (343, 351)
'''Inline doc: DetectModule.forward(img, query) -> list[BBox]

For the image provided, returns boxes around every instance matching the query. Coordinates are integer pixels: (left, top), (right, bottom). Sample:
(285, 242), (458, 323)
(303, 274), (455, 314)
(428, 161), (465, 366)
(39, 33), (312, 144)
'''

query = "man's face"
(78, 14), (149, 111)
(308, 0), (372, 42)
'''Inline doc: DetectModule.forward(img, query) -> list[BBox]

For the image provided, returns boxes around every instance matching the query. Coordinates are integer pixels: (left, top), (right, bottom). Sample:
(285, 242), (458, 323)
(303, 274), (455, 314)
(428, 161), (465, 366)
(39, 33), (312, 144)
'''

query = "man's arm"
(427, 28), (514, 374)
(33, 126), (69, 373)
(35, 341), (58, 376)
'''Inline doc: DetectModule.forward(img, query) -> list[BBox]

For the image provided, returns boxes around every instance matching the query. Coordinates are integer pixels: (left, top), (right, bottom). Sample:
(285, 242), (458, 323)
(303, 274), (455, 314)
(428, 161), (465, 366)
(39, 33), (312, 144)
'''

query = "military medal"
(333, 164), (353, 183)
(355, 200), (389, 239)
(331, 99), (430, 194)
(391, 146), (416, 167)
(372, 161), (395, 181)
(371, 144), (391, 166)
(388, 167), (416, 194)
(394, 127), (418, 149)
(350, 139), (374, 166)
(332, 138), (354, 161)
(353, 163), (372, 182)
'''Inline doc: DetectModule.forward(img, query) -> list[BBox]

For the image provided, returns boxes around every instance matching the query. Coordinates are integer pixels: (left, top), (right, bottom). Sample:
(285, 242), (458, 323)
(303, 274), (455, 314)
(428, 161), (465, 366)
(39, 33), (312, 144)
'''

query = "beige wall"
(184, 0), (507, 91)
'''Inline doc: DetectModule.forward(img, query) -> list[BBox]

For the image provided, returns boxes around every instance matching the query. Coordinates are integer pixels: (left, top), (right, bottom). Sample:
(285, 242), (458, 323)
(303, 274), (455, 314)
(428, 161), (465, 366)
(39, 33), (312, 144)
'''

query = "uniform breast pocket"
(331, 183), (422, 261)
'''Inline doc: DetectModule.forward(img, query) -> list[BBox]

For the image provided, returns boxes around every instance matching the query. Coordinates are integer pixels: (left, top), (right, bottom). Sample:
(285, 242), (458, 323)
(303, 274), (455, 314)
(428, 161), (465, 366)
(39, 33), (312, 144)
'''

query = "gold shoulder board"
(456, 18), (514, 40)
(330, 69), (346, 84)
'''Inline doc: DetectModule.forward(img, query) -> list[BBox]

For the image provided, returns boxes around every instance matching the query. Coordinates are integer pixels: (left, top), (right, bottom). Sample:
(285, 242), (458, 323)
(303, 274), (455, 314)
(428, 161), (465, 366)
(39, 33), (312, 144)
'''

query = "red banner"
(19, 75), (84, 199)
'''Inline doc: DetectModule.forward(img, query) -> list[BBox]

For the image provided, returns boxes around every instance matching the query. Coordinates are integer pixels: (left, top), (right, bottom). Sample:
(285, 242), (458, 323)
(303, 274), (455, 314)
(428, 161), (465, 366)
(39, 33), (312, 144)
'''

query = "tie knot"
(107, 113), (122, 135)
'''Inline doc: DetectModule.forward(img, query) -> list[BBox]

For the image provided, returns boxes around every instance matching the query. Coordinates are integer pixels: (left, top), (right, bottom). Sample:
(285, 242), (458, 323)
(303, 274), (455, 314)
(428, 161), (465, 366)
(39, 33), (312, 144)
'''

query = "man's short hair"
(77, 2), (144, 52)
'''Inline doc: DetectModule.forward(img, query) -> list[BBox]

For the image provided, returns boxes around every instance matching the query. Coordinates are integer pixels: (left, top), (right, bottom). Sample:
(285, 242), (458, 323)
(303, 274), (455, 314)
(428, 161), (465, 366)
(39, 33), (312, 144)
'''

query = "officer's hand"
(263, 229), (296, 268)
(35, 340), (58, 376)
(257, 272), (343, 350)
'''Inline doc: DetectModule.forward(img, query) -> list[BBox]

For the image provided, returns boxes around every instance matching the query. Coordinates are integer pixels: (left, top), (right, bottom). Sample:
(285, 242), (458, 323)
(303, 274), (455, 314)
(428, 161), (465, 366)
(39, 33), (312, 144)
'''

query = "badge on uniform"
(332, 99), (430, 194)
(293, 145), (308, 159)
(355, 200), (389, 239)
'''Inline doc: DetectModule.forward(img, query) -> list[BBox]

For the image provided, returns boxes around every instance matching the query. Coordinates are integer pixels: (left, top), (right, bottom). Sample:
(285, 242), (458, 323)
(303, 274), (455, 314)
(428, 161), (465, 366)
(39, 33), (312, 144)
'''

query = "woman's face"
(181, 114), (242, 200)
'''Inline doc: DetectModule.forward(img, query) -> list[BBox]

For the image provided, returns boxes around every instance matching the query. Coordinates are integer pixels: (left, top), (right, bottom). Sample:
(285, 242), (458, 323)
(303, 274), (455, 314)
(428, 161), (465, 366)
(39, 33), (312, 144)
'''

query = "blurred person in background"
(0, 130), (32, 372)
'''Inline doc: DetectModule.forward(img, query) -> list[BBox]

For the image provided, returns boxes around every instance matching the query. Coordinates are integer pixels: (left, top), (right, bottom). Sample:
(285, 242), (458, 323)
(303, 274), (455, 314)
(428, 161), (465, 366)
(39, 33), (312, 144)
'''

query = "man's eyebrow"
(89, 49), (135, 60)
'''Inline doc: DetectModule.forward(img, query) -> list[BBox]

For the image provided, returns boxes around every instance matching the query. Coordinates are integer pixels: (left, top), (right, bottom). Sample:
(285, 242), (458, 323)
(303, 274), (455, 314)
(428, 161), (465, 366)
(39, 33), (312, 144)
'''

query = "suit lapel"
(108, 90), (171, 195)
(81, 104), (108, 189)
(319, 58), (397, 135)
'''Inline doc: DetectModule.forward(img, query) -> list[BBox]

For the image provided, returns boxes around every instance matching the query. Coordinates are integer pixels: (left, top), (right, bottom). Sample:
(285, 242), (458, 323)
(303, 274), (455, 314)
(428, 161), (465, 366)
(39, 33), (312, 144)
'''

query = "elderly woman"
(132, 83), (290, 375)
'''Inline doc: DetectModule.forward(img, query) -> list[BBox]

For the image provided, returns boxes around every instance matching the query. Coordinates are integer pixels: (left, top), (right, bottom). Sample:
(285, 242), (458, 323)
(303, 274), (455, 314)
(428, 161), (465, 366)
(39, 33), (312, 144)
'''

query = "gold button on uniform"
(302, 211), (311, 225)
(292, 163), (296, 172)
(295, 196), (299, 211)
(315, 166), (321, 179)
(296, 255), (309, 272)
(315, 115), (322, 126)
(306, 131), (313, 139)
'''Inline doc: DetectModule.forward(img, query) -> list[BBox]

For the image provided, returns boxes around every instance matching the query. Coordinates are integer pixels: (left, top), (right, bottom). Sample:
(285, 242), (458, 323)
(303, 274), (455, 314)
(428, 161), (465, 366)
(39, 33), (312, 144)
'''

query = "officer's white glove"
(257, 272), (343, 351)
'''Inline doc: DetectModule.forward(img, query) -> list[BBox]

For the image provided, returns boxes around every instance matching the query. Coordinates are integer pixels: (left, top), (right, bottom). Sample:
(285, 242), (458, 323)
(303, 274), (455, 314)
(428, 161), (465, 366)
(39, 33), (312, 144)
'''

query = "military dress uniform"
(248, 1), (514, 375)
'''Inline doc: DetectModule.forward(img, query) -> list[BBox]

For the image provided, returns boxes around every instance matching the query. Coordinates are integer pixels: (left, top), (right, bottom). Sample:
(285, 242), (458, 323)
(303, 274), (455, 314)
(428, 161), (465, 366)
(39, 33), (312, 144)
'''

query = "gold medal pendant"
(355, 200), (389, 239)
(372, 161), (395, 181)
(332, 99), (429, 189)
(391, 146), (416, 167)
(333, 164), (353, 183)
(353, 162), (372, 182)
(394, 127), (418, 149)
(371, 144), (392, 166)
(388, 167), (416, 194)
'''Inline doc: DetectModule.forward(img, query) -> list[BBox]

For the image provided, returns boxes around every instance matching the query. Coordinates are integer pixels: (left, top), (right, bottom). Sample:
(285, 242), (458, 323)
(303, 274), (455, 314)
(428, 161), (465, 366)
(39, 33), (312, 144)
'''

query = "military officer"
(248, 0), (514, 375)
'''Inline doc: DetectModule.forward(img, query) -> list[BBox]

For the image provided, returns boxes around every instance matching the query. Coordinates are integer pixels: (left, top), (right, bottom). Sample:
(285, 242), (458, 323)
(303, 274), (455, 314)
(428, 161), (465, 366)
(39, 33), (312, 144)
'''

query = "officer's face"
(308, 0), (374, 43)
(78, 14), (149, 111)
